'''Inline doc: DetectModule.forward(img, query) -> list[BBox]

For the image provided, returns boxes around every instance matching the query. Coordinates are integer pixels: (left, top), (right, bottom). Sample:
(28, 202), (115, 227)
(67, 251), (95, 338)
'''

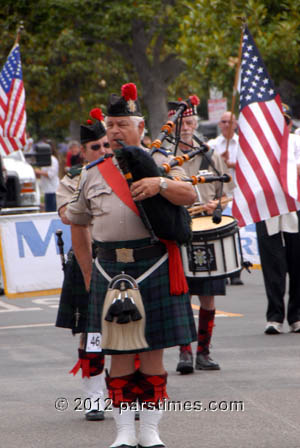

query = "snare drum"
(181, 215), (242, 279)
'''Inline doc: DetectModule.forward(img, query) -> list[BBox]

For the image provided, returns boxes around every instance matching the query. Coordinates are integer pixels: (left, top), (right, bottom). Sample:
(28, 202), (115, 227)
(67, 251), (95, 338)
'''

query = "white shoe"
(290, 321), (300, 333)
(110, 407), (137, 448)
(138, 408), (165, 448)
(265, 322), (283, 334)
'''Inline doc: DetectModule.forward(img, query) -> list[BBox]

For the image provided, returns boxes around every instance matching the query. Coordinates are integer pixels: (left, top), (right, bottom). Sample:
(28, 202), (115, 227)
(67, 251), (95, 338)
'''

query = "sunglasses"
(90, 142), (110, 151)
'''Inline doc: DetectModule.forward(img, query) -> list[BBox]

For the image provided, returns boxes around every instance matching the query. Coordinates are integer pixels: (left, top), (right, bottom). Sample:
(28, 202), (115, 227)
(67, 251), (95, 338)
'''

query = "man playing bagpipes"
(66, 83), (197, 448)
(56, 109), (112, 421)
(166, 98), (235, 374)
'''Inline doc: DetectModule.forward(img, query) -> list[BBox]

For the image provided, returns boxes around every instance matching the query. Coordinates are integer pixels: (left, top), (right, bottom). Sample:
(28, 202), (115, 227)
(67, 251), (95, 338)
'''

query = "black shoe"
(195, 353), (220, 370)
(230, 277), (244, 285)
(85, 409), (105, 421)
(176, 350), (194, 374)
(114, 445), (137, 448)
(138, 445), (165, 448)
(138, 444), (165, 448)
(114, 444), (138, 448)
(265, 322), (283, 334)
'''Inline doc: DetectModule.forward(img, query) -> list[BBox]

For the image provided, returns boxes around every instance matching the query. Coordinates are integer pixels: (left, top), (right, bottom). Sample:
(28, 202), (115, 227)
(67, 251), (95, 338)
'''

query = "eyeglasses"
(90, 142), (110, 151)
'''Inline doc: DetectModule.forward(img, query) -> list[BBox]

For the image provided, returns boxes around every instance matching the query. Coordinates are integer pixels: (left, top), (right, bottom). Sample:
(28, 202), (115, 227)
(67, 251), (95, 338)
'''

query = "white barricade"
(0, 212), (71, 298)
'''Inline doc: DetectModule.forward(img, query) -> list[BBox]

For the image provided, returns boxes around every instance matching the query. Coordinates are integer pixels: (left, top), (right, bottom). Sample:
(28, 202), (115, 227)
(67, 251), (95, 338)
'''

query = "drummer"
(167, 97), (235, 373)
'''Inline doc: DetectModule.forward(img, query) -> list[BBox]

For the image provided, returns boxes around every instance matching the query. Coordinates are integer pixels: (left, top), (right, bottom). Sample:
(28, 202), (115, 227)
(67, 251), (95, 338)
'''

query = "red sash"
(97, 157), (139, 216)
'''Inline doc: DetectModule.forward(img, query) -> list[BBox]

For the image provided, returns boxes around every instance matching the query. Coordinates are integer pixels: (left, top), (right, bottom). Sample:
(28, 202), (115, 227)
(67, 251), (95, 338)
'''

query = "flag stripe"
(259, 99), (282, 148)
(235, 162), (261, 222)
(10, 82), (25, 137)
(6, 80), (23, 136)
(243, 106), (280, 176)
(0, 135), (15, 155)
(239, 111), (280, 216)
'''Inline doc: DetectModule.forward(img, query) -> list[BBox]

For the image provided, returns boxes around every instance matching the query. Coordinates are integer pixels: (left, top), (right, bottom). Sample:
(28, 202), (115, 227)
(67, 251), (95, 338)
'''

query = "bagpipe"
(115, 142), (192, 245)
(114, 98), (232, 243)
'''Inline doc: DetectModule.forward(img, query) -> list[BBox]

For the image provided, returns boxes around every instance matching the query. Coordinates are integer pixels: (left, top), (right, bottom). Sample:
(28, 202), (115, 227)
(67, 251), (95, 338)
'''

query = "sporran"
(101, 273), (148, 351)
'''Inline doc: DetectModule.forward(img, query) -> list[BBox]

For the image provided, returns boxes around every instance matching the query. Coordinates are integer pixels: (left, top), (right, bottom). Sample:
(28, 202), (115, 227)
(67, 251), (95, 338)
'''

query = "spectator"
(34, 140), (59, 212)
(65, 140), (82, 172)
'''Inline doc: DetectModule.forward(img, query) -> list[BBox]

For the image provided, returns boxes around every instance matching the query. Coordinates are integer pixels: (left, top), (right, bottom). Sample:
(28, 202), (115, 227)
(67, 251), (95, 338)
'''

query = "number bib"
(85, 333), (102, 352)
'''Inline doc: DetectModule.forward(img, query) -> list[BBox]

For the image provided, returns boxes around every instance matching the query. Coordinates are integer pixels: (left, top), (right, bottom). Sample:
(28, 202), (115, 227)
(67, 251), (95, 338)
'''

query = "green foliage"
(177, 0), (300, 112)
(0, 0), (299, 140)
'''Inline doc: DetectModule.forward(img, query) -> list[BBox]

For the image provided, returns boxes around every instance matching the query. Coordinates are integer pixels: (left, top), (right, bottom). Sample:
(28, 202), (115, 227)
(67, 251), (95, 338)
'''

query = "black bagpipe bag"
(117, 145), (192, 245)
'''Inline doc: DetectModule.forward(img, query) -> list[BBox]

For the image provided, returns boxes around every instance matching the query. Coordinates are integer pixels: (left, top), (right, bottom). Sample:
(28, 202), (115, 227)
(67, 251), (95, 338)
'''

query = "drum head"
(192, 215), (236, 232)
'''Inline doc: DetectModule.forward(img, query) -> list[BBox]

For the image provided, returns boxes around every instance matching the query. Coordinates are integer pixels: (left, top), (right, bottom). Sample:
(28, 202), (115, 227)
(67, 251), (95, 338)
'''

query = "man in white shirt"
(208, 111), (243, 285)
(207, 111), (239, 177)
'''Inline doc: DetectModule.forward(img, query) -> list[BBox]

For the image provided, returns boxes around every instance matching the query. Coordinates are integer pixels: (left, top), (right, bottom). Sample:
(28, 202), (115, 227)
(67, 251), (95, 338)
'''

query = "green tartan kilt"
(87, 239), (197, 354)
(55, 250), (89, 334)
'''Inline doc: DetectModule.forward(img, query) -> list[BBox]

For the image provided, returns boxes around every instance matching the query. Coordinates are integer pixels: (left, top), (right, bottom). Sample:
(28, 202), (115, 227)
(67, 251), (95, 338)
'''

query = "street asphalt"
(0, 268), (299, 448)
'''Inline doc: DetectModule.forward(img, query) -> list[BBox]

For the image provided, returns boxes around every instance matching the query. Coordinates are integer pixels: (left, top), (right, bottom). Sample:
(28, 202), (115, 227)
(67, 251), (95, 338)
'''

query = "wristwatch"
(159, 177), (168, 192)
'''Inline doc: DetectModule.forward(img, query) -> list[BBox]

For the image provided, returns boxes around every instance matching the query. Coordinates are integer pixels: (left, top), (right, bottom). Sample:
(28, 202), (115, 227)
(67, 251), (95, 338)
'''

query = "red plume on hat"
(189, 95), (200, 106)
(89, 108), (104, 122)
(121, 83), (137, 101)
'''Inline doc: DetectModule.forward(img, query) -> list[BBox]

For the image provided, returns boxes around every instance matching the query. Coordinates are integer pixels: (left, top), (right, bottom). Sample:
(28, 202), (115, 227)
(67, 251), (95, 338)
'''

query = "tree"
(0, 0), (126, 140)
(176, 0), (300, 116)
(97, 0), (190, 137)
(1, 0), (299, 142)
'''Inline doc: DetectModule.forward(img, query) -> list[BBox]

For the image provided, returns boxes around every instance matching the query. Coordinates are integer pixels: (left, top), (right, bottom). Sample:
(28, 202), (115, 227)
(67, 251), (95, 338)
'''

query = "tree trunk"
(109, 19), (186, 139)
(142, 82), (168, 139)
(69, 119), (80, 141)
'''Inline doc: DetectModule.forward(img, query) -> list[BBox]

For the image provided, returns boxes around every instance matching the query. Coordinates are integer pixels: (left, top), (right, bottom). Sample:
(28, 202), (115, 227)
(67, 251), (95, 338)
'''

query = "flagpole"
(223, 19), (245, 163)
(14, 21), (24, 47)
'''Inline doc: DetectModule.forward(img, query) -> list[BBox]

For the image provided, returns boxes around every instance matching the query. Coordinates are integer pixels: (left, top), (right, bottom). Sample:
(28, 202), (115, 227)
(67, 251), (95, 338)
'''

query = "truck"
(1, 144), (51, 215)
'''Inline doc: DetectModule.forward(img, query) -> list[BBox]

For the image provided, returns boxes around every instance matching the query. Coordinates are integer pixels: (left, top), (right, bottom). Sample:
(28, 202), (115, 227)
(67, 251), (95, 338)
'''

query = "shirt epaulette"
(66, 164), (83, 179)
(86, 153), (113, 170)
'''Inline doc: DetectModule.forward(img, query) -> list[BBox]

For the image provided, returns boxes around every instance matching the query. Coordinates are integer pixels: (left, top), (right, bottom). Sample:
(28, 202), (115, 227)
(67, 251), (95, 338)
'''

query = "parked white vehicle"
(1, 150), (40, 214)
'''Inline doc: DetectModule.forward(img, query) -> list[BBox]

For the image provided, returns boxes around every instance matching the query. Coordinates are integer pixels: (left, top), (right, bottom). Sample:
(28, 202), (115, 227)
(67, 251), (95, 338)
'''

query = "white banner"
(208, 98), (227, 122)
(0, 212), (71, 297)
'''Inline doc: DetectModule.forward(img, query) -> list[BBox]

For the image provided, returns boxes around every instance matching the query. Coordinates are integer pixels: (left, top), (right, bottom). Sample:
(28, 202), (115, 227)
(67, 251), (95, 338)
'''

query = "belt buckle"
(116, 248), (135, 263)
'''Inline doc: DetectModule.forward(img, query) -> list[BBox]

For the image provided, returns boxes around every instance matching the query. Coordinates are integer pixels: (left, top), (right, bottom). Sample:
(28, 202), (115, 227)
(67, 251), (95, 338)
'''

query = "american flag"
(232, 25), (300, 227)
(0, 44), (27, 155)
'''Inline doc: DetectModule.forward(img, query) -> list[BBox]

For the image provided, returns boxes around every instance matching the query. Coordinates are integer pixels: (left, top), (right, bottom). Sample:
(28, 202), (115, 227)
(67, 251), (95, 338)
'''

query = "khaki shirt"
(56, 173), (80, 211)
(176, 143), (235, 204)
(66, 151), (187, 242)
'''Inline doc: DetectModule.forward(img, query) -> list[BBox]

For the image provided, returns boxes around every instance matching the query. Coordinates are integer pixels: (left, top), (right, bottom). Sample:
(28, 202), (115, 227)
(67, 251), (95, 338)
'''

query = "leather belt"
(96, 244), (166, 263)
